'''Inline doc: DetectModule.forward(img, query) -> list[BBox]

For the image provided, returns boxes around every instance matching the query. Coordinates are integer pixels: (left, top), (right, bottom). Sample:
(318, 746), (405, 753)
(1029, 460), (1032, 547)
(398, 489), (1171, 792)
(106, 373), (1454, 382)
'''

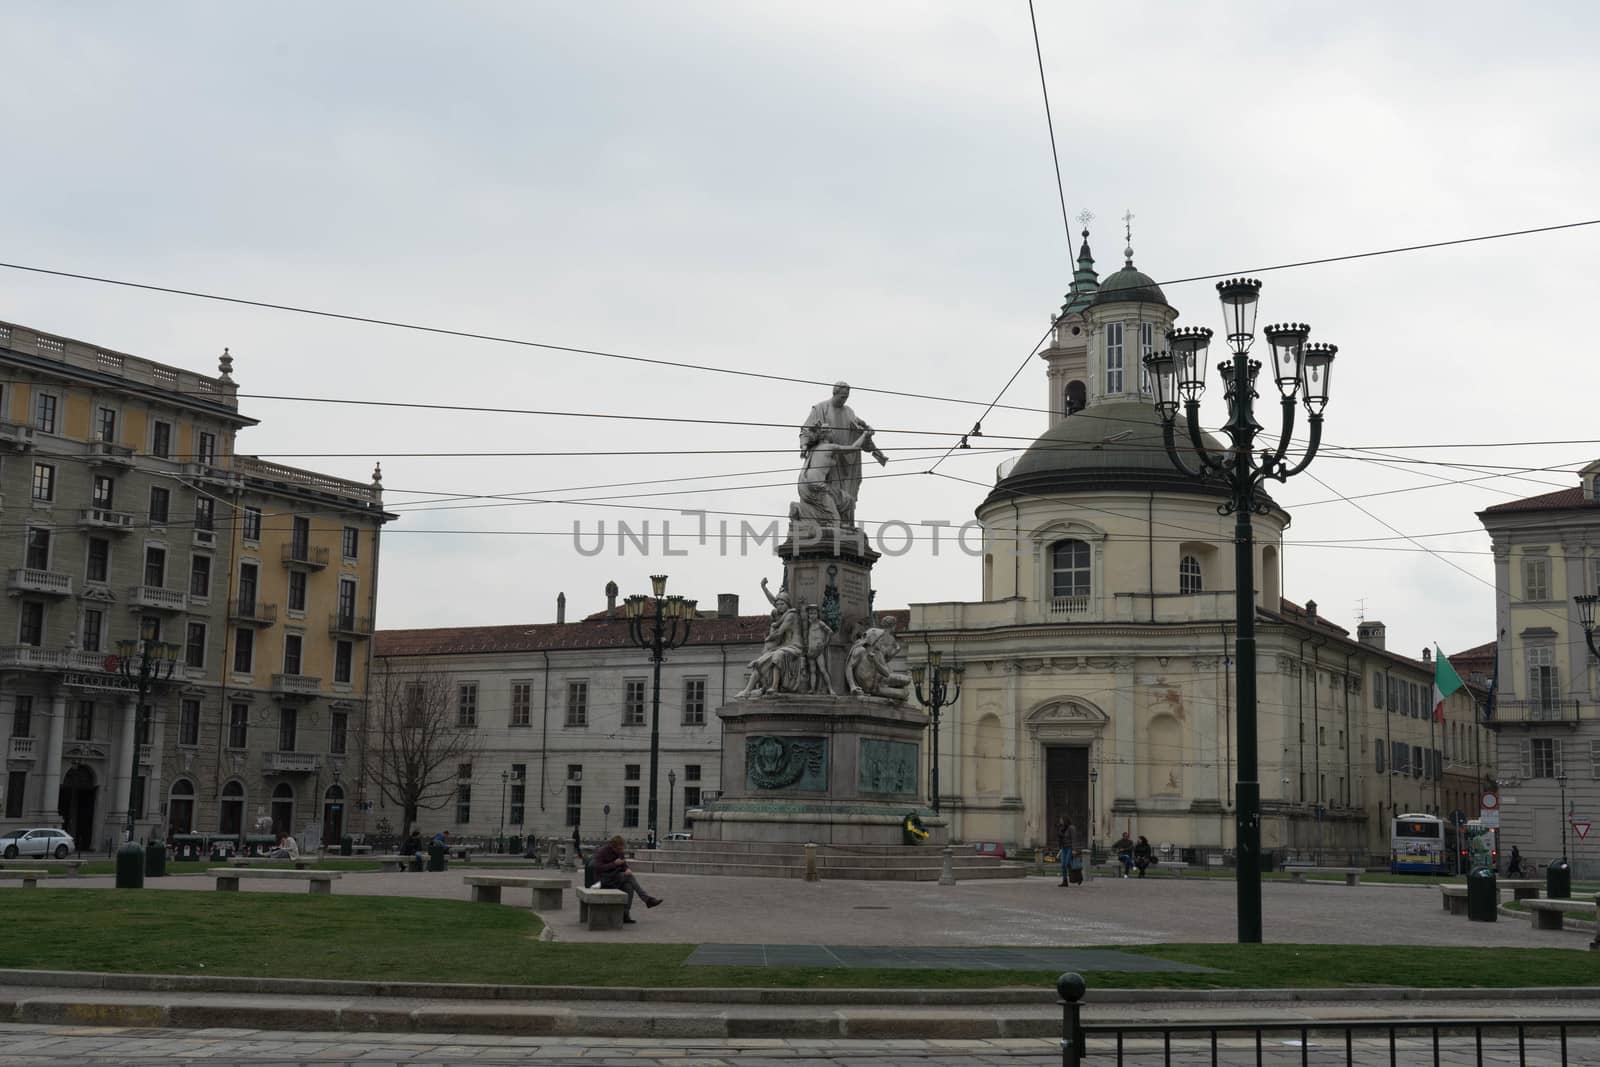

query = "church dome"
(982, 401), (1249, 508)
(1091, 266), (1167, 308)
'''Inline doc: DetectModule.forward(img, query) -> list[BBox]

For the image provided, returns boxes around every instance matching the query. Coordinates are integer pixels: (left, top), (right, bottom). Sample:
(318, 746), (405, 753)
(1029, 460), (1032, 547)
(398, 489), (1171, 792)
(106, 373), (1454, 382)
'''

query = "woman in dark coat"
(1133, 835), (1154, 877)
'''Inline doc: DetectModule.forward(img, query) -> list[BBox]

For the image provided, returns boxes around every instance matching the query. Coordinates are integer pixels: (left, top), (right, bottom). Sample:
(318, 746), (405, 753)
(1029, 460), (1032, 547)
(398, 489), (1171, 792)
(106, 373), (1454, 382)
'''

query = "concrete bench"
(575, 886), (628, 930)
(465, 874), (569, 909)
(1498, 878), (1544, 901)
(230, 857), (316, 870)
(449, 846), (475, 862)
(1284, 866), (1363, 886)
(213, 869), (341, 895)
(1525, 899), (1597, 931)
(378, 856), (415, 873)
(350, 844), (372, 854)
(1440, 885), (1469, 915)
(0, 869), (49, 888)
(0, 858), (82, 877)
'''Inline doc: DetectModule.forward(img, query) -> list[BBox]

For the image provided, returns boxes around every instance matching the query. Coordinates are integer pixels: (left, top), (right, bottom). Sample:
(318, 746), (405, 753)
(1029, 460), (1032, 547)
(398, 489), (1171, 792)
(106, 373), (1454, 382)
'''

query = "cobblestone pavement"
(0, 1022), (1596, 1065)
(45, 868), (1595, 950)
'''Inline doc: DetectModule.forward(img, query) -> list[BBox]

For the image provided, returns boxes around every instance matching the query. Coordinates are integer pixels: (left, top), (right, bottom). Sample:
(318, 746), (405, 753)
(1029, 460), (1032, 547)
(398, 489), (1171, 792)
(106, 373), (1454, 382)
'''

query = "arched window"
(1179, 554), (1203, 594)
(1065, 380), (1087, 415)
(219, 780), (245, 837)
(1050, 540), (1091, 599)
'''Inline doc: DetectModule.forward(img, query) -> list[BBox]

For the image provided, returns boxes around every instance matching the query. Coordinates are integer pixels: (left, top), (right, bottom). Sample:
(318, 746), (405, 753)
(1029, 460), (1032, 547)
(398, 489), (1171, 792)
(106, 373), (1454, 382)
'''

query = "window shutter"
(1519, 740), (1531, 778)
(1551, 666), (1561, 702)
(1375, 739), (1385, 774)
(1554, 739), (1564, 778)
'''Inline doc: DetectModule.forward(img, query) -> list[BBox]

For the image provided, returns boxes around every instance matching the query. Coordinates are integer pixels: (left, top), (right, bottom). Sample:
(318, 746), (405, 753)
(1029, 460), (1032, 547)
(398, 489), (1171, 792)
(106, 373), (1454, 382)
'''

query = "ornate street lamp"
(624, 575), (696, 837)
(1575, 593), (1600, 662)
(110, 635), (181, 888)
(668, 768), (677, 837)
(911, 651), (963, 814)
(1143, 277), (1339, 944)
(499, 769), (509, 852)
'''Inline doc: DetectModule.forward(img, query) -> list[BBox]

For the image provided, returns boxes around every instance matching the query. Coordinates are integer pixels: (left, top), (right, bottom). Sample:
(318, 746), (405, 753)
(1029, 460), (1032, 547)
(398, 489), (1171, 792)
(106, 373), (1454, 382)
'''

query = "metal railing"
(1485, 699), (1583, 725)
(1057, 973), (1597, 1065)
(281, 543), (330, 568)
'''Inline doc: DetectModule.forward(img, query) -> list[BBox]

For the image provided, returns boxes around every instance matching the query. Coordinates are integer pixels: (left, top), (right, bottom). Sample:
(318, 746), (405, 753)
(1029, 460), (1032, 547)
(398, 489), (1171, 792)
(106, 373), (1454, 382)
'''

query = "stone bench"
(1498, 878), (1544, 901)
(378, 856), (415, 873)
(0, 859), (81, 877)
(0, 869), (49, 888)
(575, 886), (629, 930)
(465, 874), (569, 909)
(230, 857), (316, 870)
(213, 869), (341, 895)
(1440, 885), (1470, 915)
(1284, 866), (1363, 886)
(1525, 899), (1597, 931)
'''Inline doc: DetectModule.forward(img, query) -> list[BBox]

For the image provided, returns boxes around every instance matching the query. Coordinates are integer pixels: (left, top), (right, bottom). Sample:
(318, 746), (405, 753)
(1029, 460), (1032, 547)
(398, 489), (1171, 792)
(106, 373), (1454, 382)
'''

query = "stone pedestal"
(694, 693), (946, 846)
(778, 526), (882, 694)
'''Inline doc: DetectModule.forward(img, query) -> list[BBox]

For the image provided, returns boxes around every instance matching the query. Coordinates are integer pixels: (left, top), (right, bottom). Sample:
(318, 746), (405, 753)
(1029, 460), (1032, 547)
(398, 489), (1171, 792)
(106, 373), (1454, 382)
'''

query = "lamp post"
(499, 769), (509, 852)
(1143, 278), (1338, 944)
(624, 575), (696, 839)
(668, 769), (677, 836)
(911, 651), (963, 814)
(1556, 773), (1569, 864)
(110, 635), (180, 889)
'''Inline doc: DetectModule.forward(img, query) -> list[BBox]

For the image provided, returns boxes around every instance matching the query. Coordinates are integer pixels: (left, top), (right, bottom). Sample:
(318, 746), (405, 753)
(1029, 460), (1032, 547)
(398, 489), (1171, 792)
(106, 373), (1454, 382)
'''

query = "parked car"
(666, 831), (693, 841)
(972, 841), (1007, 860)
(0, 827), (75, 859)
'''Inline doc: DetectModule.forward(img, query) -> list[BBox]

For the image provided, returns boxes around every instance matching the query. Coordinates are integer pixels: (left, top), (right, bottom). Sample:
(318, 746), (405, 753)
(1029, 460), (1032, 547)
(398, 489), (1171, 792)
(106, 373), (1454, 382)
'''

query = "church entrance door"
(1044, 746), (1089, 850)
(57, 765), (97, 851)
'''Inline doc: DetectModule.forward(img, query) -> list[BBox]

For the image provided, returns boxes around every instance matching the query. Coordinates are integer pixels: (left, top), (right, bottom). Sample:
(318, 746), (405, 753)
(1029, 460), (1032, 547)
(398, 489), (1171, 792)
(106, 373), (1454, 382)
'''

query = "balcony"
(265, 751), (321, 774)
(1484, 699), (1584, 729)
(127, 585), (187, 612)
(0, 421), (35, 449)
(8, 568), (73, 597)
(138, 743), (153, 767)
(86, 439), (136, 468)
(1047, 595), (1091, 618)
(0, 646), (110, 672)
(193, 520), (217, 549)
(271, 673), (322, 697)
(228, 599), (278, 627)
(281, 543), (329, 569)
(329, 612), (374, 638)
(182, 461), (243, 489)
(80, 507), (136, 532)
(8, 736), (35, 761)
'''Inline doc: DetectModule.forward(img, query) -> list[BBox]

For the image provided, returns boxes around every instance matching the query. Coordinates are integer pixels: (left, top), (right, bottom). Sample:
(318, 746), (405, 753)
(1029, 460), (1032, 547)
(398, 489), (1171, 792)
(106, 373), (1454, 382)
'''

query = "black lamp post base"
(115, 839), (145, 889)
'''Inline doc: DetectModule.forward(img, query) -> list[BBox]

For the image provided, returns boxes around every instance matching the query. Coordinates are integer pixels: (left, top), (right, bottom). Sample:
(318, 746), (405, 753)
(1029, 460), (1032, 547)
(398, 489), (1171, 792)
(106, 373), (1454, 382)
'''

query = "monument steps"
(632, 844), (1027, 881)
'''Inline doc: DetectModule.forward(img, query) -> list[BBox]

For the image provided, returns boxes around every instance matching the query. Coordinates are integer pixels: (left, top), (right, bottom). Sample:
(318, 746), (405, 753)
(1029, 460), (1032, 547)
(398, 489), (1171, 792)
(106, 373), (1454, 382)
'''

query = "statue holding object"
(847, 616), (911, 702)
(796, 382), (887, 528)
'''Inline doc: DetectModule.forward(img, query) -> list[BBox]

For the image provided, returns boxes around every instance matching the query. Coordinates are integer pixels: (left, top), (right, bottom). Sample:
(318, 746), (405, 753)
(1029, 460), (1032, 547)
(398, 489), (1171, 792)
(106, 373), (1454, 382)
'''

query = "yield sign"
(1573, 821), (1592, 841)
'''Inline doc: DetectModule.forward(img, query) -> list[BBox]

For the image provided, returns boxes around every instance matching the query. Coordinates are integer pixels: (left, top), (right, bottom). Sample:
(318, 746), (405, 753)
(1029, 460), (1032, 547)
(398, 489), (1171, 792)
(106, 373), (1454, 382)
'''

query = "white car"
(0, 827), (75, 859)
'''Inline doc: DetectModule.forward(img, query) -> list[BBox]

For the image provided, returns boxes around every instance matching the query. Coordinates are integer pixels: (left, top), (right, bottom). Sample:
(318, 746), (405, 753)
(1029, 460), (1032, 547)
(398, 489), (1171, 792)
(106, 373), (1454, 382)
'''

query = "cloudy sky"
(2, 2), (1595, 658)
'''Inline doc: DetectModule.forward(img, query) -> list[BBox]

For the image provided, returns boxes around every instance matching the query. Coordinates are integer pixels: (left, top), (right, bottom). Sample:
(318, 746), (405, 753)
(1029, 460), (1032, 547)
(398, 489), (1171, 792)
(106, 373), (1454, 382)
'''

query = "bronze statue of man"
(799, 382), (887, 527)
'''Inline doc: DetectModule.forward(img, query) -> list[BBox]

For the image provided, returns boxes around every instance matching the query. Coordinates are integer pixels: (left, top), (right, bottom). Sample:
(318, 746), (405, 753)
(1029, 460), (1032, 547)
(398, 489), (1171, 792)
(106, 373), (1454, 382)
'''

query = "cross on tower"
(1122, 209), (1135, 265)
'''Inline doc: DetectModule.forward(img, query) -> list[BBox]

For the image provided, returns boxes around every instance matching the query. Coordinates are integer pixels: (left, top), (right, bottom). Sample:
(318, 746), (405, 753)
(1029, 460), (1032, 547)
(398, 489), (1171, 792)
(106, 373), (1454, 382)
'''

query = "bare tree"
(365, 665), (477, 844)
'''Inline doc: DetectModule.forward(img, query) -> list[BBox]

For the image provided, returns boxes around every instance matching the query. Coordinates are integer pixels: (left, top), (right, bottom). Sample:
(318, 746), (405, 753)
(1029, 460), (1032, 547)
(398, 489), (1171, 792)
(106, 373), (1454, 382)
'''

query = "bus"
(1391, 813), (1451, 875)
(1463, 818), (1498, 872)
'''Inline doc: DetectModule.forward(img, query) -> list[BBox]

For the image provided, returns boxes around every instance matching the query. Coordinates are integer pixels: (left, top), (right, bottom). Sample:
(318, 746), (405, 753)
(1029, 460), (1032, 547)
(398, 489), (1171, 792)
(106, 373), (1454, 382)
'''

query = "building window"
(1527, 737), (1562, 779)
(148, 486), (169, 525)
(1590, 739), (1600, 779)
(140, 615), (161, 642)
(683, 678), (706, 725)
(566, 681), (588, 727)
(1523, 556), (1549, 601)
(283, 633), (303, 676)
(18, 601), (44, 646)
(1178, 554), (1202, 594)
(330, 710), (347, 755)
(143, 546), (166, 588)
(194, 496), (214, 533)
(1375, 739), (1385, 774)
(279, 707), (298, 752)
(625, 764), (640, 780)
(93, 475), (115, 510)
(1372, 671), (1382, 708)
(233, 627), (254, 673)
(5, 771), (23, 819)
(96, 406), (117, 443)
(458, 683), (479, 727)
(31, 462), (54, 502)
(1527, 647), (1558, 711)
(152, 420), (172, 458)
(185, 621), (207, 669)
(1105, 322), (1124, 392)
(623, 786), (640, 828)
(179, 699), (200, 746)
(449, 765), (471, 824)
(337, 579), (357, 626)
(623, 679), (646, 726)
(33, 392), (57, 434)
(190, 554), (211, 599)
(197, 431), (217, 465)
(25, 527), (50, 570)
(1139, 322), (1155, 392)
(81, 608), (103, 653)
(565, 783), (582, 827)
(288, 570), (307, 612)
(228, 703), (248, 748)
(75, 700), (95, 742)
(510, 682), (531, 727)
(237, 562), (258, 611)
(334, 641), (353, 684)
(291, 516), (311, 558)
(87, 538), (110, 584)
(1050, 539), (1091, 599)
(12, 697), (32, 738)
(243, 507), (262, 542)
(342, 526), (359, 559)
(509, 764), (526, 825)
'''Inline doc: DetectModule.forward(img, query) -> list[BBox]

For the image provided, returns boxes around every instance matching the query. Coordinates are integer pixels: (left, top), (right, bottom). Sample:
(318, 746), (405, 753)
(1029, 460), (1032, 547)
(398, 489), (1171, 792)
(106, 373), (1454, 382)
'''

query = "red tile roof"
(1271, 598), (1351, 636)
(1479, 486), (1595, 515)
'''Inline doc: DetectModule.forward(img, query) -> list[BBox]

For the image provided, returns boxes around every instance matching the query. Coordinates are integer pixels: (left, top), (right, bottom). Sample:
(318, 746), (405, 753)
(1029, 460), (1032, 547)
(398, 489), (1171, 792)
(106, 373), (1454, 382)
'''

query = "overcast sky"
(2, 2), (1596, 658)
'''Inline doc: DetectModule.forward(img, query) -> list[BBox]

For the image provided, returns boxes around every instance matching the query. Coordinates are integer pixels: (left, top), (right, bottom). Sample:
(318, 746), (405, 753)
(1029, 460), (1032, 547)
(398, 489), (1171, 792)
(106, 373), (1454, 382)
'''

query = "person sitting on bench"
(590, 834), (663, 924)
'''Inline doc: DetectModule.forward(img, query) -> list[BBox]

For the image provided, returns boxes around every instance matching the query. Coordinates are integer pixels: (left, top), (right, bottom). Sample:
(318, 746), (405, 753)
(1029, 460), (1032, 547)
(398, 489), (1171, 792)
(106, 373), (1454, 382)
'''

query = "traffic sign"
(1480, 791), (1499, 811)
(1480, 811), (1499, 829)
(1574, 821), (1591, 841)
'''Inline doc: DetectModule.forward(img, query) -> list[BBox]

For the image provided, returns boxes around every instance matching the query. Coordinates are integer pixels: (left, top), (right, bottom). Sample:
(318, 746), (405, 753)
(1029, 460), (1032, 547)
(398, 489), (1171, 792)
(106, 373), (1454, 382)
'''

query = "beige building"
(908, 235), (1490, 864)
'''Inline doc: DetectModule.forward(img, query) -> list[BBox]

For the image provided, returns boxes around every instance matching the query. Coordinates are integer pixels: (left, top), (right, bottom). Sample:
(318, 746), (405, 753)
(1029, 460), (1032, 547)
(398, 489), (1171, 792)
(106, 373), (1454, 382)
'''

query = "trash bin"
(1467, 866), (1497, 922)
(340, 835), (353, 857)
(427, 841), (447, 872)
(1547, 858), (1572, 900)
(144, 840), (167, 878)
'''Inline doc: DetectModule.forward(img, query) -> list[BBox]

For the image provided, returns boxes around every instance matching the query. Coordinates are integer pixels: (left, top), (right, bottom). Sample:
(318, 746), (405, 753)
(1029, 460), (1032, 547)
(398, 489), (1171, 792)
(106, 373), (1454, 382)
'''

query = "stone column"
(32, 690), (68, 824)
(145, 703), (167, 841)
(111, 696), (137, 841)
(0, 691), (13, 817)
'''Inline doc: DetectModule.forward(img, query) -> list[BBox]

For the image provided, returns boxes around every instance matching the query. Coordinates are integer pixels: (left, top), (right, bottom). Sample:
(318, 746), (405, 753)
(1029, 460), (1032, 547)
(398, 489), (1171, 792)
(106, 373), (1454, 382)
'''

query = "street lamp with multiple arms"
(911, 651), (963, 815)
(1142, 277), (1338, 944)
(111, 635), (180, 888)
(623, 575), (696, 839)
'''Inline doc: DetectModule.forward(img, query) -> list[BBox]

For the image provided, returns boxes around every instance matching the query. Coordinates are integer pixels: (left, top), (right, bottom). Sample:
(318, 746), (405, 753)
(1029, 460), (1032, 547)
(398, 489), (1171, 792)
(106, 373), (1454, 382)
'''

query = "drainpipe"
(1147, 492), (1156, 623)
(539, 651), (551, 812)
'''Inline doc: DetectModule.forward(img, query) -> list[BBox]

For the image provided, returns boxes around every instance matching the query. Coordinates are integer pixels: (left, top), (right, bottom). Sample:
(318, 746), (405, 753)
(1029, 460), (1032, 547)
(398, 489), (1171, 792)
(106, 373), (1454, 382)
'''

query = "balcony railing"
(182, 461), (243, 488)
(228, 599), (278, 626)
(86, 439), (136, 467)
(1484, 699), (1583, 726)
(138, 744), (153, 766)
(0, 646), (110, 672)
(8, 568), (73, 596)
(281, 543), (329, 569)
(0, 421), (36, 449)
(329, 613), (374, 638)
(8, 736), (35, 760)
(272, 673), (322, 696)
(80, 507), (135, 531)
(127, 585), (187, 612)
(1048, 595), (1091, 618)
(265, 752), (321, 773)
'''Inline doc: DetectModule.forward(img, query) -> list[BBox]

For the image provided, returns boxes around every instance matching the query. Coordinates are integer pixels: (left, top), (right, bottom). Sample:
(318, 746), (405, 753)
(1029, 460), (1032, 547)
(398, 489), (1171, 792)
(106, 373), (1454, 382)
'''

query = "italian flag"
(1433, 646), (1464, 723)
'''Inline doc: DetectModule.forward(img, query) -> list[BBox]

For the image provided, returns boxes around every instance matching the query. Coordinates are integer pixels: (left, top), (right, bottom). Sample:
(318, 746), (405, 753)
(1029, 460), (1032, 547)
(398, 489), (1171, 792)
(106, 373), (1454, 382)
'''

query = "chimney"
(717, 593), (739, 617)
(1305, 599), (1317, 619)
(605, 581), (618, 614)
(1422, 647), (1432, 663)
(1356, 620), (1386, 650)
(556, 592), (566, 624)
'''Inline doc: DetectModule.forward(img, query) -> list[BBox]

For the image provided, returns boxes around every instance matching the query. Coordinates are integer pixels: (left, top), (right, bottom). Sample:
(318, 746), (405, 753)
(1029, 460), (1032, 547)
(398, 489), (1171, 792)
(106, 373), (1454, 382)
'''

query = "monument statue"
(798, 382), (887, 528)
(737, 580), (805, 698)
(847, 616), (911, 701)
(799, 603), (836, 695)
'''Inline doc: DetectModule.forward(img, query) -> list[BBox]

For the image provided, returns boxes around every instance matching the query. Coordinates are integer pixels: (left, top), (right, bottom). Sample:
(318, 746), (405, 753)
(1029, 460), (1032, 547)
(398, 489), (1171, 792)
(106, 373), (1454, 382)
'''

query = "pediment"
(1025, 700), (1108, 725)
(80, 586), (118, 603)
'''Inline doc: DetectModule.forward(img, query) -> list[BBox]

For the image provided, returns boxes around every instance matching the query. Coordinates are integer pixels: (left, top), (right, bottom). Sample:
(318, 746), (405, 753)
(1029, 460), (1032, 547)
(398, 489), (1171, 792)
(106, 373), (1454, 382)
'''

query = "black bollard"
(1057, 971), (1086, 1066)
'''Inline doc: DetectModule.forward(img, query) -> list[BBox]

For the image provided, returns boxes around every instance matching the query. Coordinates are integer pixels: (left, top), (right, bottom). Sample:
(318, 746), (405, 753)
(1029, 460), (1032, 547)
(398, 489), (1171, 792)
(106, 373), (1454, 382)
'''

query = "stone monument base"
(695, 693), (947, 847)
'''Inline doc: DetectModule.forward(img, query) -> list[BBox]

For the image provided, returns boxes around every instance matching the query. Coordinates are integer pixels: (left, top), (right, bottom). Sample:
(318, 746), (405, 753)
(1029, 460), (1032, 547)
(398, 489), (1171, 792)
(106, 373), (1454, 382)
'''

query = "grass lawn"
(0, 890), (1596, 990)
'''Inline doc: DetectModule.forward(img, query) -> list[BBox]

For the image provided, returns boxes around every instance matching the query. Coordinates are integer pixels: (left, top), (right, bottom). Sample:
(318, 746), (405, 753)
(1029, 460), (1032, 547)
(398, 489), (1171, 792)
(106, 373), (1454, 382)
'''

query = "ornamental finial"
(1122, 208), (1135, 266)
